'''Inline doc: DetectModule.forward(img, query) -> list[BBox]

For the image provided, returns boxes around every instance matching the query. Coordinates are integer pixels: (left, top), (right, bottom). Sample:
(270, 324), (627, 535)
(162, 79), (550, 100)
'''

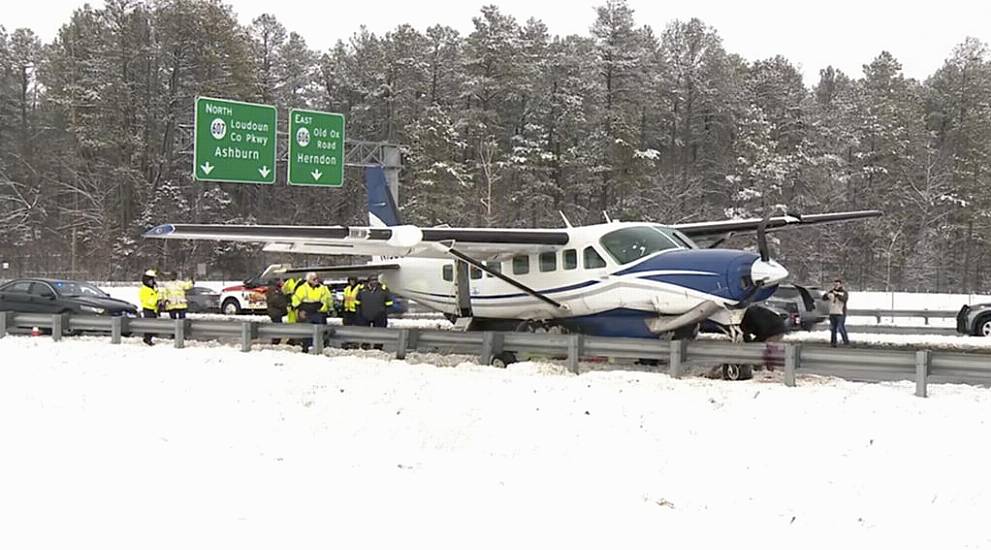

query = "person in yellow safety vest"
(282, 277), (299, 324)
(138, 269), (160, 346)
(341, 276), (362, 327)
(291, 272), (332, 353)
(161, 273), (194, 320)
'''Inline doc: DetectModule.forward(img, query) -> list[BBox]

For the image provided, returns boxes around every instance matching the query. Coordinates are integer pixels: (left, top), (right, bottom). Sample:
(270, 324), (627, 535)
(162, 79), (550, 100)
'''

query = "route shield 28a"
(194, 97), (277, 184)
(288, 108), (345, 187)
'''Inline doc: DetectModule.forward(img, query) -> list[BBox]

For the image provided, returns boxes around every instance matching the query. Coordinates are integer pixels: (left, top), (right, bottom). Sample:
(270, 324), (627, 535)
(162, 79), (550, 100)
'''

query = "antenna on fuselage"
(602, 211), (613, 223)
(559, 211), (573, 228)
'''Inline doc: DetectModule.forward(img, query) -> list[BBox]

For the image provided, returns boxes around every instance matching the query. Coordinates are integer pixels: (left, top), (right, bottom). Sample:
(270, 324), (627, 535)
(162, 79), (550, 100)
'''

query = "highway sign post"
(288, 108), (345, 186)
(194, 97), (277, 184)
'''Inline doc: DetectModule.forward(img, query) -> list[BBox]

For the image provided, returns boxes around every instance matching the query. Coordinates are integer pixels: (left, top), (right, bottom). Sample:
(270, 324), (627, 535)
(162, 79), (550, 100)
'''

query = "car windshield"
(600, 226), (685, 265)
(775, 287), (799, 299)
(52, 281), (108, 297)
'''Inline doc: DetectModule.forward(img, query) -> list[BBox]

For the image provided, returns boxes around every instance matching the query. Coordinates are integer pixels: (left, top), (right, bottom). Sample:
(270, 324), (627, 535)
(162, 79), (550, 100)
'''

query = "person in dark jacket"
(823, 278), (850, 347)
(357, 278), (394, 329)
(357, 278), (393, 350)
(266, 278), (288, 344)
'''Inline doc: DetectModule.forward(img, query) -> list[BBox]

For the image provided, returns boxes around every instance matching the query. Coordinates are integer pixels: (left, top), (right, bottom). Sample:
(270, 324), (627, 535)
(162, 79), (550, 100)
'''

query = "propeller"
(756, 208), (770, 262)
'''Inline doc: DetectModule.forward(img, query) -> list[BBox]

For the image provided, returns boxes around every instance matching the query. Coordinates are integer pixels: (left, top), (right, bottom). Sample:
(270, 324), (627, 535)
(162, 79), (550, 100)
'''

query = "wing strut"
(446, 247), (567, 310)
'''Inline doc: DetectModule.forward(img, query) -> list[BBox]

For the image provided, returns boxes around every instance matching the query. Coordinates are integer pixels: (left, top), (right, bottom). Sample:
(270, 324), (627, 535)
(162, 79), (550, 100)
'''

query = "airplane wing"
(269, 263), (401, 279)
(143, 223), (570, 260)
(672, 210), (881, 244)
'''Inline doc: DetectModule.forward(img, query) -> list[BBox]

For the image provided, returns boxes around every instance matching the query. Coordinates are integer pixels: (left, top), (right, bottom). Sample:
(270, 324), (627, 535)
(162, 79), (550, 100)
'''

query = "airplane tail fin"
(366, 166), (401, 227)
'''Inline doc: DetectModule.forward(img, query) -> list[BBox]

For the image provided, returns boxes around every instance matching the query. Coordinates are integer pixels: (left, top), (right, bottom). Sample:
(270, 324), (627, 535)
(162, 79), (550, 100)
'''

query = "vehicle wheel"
(722, 364), (753, 381)
(221, 298), (241, 316)
(977, 317), (991, 337)
(800, 321), (814, 331)
(490, 351), (517, 368)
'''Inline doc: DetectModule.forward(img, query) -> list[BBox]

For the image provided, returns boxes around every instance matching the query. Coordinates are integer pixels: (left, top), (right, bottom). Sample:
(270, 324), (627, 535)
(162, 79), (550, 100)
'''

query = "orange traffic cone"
(31, 326), (40, 337)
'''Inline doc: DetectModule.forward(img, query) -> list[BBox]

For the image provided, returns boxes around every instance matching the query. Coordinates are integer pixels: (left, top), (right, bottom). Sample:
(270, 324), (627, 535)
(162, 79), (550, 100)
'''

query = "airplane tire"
(490, 351), (517, 368)
(722, 363), (754, 381)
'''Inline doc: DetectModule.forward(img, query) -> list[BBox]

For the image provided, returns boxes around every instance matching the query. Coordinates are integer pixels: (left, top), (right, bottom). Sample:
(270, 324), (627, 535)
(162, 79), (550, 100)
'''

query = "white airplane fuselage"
(371, 222), (787, 338)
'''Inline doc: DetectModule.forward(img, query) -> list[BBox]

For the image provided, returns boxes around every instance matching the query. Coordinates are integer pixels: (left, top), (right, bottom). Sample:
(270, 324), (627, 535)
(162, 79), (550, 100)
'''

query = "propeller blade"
(732, 280), (765, 310)
(757, 214), (770, 262)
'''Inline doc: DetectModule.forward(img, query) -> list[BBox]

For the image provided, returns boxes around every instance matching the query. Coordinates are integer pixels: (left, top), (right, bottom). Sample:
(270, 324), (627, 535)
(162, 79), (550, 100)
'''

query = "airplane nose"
(751, 258), (789, 285)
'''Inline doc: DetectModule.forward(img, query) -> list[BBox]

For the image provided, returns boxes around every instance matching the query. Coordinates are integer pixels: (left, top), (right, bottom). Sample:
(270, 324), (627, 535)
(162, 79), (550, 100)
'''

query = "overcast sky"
(7, 0), (990, 84)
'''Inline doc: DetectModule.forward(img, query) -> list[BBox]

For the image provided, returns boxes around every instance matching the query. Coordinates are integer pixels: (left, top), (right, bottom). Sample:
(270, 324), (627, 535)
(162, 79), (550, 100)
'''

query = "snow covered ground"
(1, 337), (990, 549)
(781, 330), (991, 351)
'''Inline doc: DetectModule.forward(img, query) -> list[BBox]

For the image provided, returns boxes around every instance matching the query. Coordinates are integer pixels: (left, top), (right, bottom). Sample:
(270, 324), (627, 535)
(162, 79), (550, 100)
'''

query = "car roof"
(4, 277), (89, 285)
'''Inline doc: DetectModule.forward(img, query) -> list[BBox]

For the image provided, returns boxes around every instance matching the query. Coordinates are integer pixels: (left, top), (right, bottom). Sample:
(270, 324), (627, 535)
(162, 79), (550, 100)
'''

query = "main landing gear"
(715, 305), (788, 381)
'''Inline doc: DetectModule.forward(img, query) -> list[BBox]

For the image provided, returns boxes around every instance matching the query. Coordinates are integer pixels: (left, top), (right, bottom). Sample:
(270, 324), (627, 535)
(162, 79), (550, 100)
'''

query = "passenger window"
(563, 249), (577, 270)
(584, 246), (606, 269)
(512, 255), (530, 275)
(7, 281), (31, 293)
(485, 261), (502, 278)
(442, 264), (453, 281)
(539, 251), (557, 272)
(29, 283), (54, 296)
(470, 266), (482, 280)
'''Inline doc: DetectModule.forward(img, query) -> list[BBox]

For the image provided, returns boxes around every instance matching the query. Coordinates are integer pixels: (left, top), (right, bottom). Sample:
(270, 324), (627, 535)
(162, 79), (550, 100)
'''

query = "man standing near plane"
(291, 272), (332, 353)
(341, 276), (362, 326)
(357, 278), (393, 329)
(824, 278), (850, 347)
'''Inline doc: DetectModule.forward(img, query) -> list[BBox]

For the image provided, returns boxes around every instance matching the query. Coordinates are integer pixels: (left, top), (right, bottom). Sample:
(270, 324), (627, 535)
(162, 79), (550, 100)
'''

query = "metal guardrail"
(1, 311), (989, 398)
(847, 308), (958, 324)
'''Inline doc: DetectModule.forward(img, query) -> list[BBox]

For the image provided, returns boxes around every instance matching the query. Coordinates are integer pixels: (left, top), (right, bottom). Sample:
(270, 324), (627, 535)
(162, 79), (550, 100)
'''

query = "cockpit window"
(600, 226), (682, 265)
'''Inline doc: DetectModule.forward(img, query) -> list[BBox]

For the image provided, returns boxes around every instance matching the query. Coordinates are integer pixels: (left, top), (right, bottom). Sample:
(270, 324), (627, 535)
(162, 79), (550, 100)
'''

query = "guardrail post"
(567, 334), (583, 374)
(51, 314), (63, 342)
(0, 311), (7, 338)
(784, 344), (800, 387)
(396, 329), (410, 360)
(311, 325), (325, 354)
(240, 322), (254, 352)
(174, 319), (186, 349)
(479, 332), (504, 366)
(915, 350), (931, 398)
(669, 339), (687, 378)
(111, 316), (123, 344)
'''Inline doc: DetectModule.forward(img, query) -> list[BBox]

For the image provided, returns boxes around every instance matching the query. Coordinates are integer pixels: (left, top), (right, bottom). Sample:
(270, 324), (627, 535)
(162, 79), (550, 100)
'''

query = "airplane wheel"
(490, 352), (517, 368)
(722, 364), (753, 381)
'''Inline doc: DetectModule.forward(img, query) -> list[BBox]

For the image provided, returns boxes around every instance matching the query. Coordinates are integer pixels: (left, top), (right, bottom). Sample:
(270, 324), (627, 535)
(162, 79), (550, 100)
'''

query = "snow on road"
(781, 330), (991, 351)
(1, 337), (990, 549)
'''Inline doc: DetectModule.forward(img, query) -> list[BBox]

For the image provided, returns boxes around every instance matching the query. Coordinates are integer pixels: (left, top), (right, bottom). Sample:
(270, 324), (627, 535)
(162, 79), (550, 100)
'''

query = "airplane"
(144, 167), (880, 353)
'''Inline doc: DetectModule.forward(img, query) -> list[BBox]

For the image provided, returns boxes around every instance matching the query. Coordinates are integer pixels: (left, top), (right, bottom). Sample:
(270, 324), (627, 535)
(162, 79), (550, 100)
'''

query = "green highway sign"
(288, 108), (345, 186)
(194, 97), (277, 184)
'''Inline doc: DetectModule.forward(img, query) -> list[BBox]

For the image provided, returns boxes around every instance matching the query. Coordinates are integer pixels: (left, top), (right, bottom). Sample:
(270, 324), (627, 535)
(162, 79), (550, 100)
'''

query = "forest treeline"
(1, 0), (989, 291)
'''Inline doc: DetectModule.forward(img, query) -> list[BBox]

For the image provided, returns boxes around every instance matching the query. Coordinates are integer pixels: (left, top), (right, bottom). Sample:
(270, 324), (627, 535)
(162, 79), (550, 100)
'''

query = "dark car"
(185, 286), (220, 313)
(957, 303), (991, 337)
(0, 278), (137, 316)
(766, 284), (828, 330)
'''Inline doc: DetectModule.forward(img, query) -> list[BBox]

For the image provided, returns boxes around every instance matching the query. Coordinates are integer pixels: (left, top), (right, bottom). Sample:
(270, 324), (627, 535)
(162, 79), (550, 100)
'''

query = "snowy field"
(2, 337), (990, 549)
(781, 330), (991, 351)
